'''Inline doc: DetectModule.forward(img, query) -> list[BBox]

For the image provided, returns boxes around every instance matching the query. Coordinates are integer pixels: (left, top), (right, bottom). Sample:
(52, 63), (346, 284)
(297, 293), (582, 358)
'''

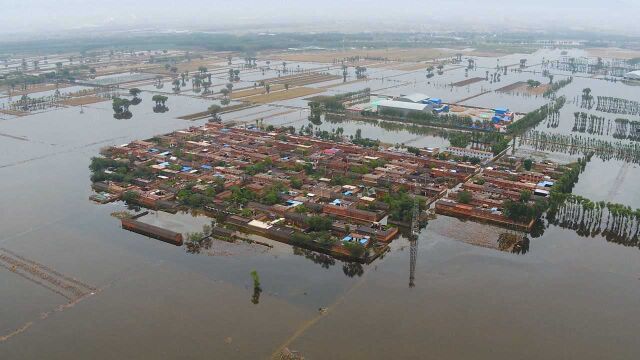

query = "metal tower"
(409, 181), (421, 288)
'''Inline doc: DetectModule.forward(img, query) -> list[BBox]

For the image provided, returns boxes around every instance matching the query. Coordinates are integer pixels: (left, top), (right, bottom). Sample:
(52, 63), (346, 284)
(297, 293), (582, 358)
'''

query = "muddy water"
(1, 50), (640, 359)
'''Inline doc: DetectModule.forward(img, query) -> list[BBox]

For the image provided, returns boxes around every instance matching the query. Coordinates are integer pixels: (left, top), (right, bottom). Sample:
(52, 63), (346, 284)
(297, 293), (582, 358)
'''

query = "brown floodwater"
(1, 51), (640, 359)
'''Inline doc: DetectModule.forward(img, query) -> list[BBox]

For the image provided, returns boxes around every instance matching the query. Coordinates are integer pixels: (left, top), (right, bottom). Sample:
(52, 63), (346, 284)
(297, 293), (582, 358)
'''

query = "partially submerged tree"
(129, 88), (142, 105)
(151, 94), (169, 113)
(208, 104), (222, 122)
(112, 97), (132, 119)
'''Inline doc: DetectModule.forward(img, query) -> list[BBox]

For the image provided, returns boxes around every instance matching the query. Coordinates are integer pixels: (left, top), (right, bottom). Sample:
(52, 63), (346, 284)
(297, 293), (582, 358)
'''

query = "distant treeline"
(2, 28), (637, 55)
(0, 31), (549, 55)
(0, 32), (432, 54)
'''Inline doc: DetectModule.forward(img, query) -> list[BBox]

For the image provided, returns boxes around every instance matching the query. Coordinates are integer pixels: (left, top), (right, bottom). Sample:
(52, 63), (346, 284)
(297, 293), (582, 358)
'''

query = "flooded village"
(2, 29), (640, 359)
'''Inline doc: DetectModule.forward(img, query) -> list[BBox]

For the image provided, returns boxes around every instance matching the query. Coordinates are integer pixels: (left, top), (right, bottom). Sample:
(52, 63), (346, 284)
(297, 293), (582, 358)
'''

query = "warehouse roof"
(624, 70), (640, 80)
(377, 100), (432, 111)
(397, 93), (430, 103)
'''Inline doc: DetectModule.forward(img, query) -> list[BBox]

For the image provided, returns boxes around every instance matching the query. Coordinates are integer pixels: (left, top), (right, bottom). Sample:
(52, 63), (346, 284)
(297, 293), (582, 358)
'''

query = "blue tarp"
(158, 162), (170, 167)
(181, 166), (192, 172)
(494, 107), (509, 114)
(331, 199), (342, 205)
(201, 165), (213, 170)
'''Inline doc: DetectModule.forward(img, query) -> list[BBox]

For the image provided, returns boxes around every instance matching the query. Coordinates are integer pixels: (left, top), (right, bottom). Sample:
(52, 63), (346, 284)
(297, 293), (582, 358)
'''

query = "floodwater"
(1, 49), (640, 359)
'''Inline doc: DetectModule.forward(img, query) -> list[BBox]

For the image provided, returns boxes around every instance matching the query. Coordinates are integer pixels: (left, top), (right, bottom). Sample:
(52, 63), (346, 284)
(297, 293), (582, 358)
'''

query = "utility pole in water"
(409, 180), (421, 288)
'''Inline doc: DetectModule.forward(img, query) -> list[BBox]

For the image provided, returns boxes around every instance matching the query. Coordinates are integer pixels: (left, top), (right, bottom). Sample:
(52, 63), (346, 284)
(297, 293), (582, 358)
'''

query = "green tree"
(448, 132), (471, 148)
(306, 216), (333, 232)
(526, 79), (541, 88)
(406, 146), (421, 156)
(457, 191), (472, 204)
(122, 190), (139, 204)
(344, 242), (365, 258)
(208, 104), (222, 120)
(290, 178), (303, 189)
(129, 88), (142, 99)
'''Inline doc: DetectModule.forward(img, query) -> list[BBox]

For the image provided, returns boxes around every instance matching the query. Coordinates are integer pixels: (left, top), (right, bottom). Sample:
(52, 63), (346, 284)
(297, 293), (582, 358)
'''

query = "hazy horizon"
(2, 0), (640, 39)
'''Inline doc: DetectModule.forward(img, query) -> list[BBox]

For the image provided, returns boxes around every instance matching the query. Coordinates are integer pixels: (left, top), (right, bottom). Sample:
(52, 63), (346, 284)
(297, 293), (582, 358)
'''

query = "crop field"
(2, 83), (72, 97)
(586, 47), (640, 59)
(269, 47), (454, 63)
(242, 87), (325, 104)
(495, 81), (551, 95)
(230, 84), (285, 99)
(60, 96), (108, 106)
(95, 63), (159, 77)
(0, 109), (29, 116)
(264, 72), (341, 86)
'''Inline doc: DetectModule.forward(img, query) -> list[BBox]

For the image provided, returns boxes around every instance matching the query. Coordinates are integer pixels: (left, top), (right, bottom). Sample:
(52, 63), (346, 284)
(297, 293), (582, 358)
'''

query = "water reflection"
(547, 201), (640, 249)
(293, 247), (335, 269)
(292, 247), (365, 278)
(342, 262), (364, 278)
(153, 105), (169, 113)
(497, 233), (530, 255)
(251, 286), (262, 305)
(325, 114), (452, 141)
(185, 237), (212, 254)
(519, 132), (640, 164)
(409, 238), (417, 287)
(250, 270), (262, 305)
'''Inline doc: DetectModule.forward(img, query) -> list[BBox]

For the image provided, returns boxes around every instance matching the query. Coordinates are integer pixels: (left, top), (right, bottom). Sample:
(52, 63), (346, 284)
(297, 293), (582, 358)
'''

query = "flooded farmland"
(1, 45), (640, 360)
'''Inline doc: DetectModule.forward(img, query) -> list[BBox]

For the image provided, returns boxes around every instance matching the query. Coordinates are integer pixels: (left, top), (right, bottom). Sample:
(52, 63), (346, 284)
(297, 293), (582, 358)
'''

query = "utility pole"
(409, 180), (421, 288)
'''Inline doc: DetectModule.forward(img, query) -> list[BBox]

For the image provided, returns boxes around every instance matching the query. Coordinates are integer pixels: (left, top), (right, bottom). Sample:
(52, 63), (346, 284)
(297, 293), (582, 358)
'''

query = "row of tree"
(507, 96), (566, 135)
(520, 131), (640, 164)
(548, 195), (640, 249)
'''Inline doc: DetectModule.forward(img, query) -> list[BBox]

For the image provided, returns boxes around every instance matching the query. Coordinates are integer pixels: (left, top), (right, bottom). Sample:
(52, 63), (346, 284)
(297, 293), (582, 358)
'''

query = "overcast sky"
(2, 0), (640, 37)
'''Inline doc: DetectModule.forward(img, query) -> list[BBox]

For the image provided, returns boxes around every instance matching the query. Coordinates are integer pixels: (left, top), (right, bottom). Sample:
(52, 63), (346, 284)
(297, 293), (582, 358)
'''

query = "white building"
(445, 147), (493, 161)
(624, 70), (640, 80)
(396, 93), (430, 103)
(377, 99), (433, 117)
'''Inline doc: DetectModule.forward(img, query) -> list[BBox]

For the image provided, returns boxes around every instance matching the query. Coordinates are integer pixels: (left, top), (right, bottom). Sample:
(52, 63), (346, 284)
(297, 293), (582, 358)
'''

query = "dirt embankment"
(60, 96), (108, 106)
(4, 83), (72, 97)
(451, 77), (485, 87)
(496, 81), (550, 95)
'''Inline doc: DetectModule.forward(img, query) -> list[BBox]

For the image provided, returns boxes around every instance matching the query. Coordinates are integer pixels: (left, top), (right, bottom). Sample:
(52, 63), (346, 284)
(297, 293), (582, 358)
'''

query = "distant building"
(396, 93), (430, 104)
(420, 147), (440, 156)
(445, 147), (493, 161)
(624, 70), (640, 80)
(376, 99), (433, 117)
